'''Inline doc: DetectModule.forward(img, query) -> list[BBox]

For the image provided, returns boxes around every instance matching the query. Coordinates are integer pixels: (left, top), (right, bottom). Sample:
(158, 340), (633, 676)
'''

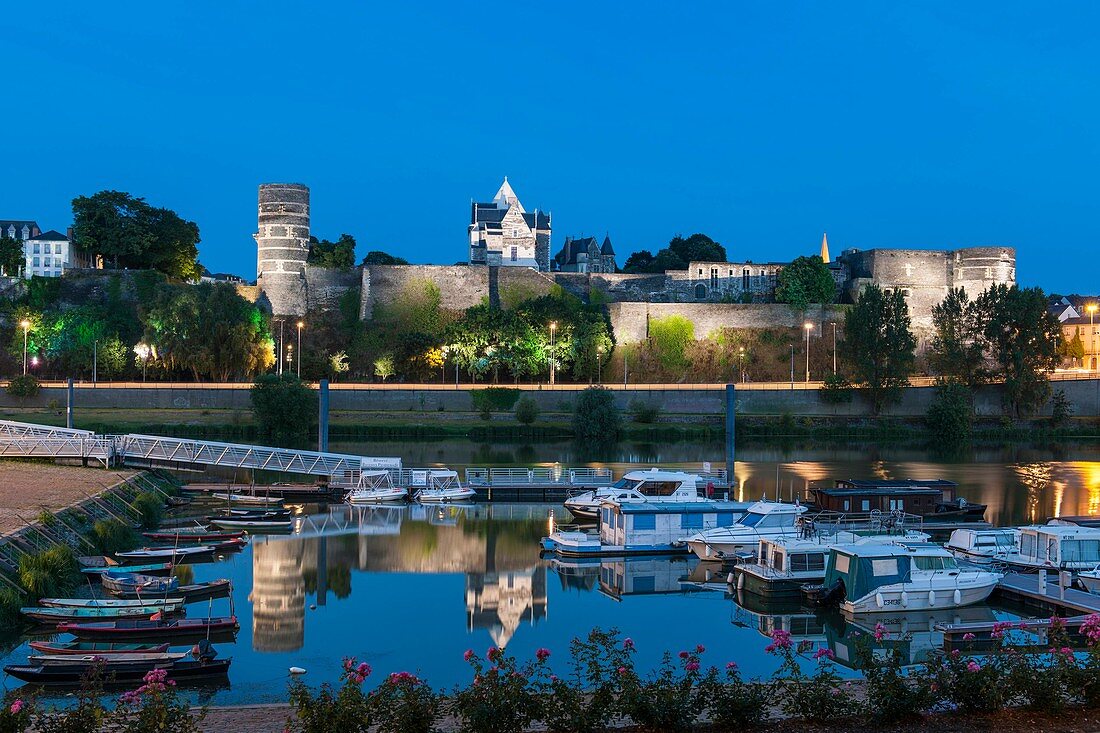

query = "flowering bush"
(852, 624), (934, 723)
(1000, 618), (1080, 711)
(700, 661), (770, 730)
(617, 644), (712, 732)
(0, 696), (32, 733)
(925, 646), (1007, 713)
(767, 629), (857, 723)
(287, 657), (373, 733)
(34, 666), (107, 733)
(538, 629), (633, 733)
(112, 667), (202, 733)
(451, 646), (545, 733)
(369, 671), (440, 733)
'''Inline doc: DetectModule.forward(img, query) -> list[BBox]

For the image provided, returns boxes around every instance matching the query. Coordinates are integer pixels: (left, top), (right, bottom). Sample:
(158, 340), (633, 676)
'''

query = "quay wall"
(3, 380), (1098, 418)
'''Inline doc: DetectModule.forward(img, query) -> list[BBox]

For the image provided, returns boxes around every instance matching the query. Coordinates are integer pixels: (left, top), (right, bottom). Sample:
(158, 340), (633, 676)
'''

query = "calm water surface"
(3, 439), (1099, 705)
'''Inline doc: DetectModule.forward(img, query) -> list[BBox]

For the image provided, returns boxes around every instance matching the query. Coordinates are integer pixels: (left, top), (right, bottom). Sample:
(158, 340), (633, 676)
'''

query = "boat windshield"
(738, 512), (767, 527)
(913, 555), (959, 571)
(610, 478), (642, 491)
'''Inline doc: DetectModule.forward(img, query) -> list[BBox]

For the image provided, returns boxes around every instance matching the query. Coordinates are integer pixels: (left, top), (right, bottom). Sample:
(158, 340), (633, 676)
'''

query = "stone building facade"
(468, 178), (551, 270)
(255, 183), (311, 316)
(554, 235), (617, 273)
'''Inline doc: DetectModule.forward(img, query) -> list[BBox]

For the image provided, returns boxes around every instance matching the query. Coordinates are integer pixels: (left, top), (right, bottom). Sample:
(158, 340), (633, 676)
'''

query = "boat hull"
(57, 617), (240, 641)
(28, 642), (170, 655)
(733, 568), (815, 601)
(842, 582), (997, 614)
(110, 579), (232, 603)
(347, 490), (407, 504)
(3, 659), (231, 687)
(416, 490), (477, 504)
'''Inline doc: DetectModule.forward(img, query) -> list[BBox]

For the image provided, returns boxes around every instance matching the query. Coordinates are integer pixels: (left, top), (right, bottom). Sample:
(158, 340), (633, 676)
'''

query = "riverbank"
(0, 464), (138, 535)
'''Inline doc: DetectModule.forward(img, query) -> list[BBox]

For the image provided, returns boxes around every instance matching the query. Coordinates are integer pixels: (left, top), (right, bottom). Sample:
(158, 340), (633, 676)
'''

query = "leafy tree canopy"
(0, 235), (22, 277)
(71, 190), (201, 280)
(361, 250), (410, 266)
(928, 287), (989, 387)
(774, 255), (836, 310)
(250, 374), (314, 446)
(842, 284), (916, 414)
(308, 234), (357, 269)
(622, 233), (726, 273)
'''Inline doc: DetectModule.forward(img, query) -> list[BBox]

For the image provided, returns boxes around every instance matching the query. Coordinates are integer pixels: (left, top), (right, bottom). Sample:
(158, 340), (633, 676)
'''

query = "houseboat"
(563, 469), (710, 520)
(809, 479), (986, 521)
(541, 499), (752, 557)
(683, 501), (807, 560)
(810, 542), (1001, 614)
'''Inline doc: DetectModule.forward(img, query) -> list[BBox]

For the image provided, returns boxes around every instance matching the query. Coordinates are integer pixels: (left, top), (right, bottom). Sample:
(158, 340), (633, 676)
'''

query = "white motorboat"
(563, 469), (709, 520)
(115, 545), (215, 561)
(414, 470), (476, 503)
(949, 523), (1100, 572)
(683, 500), (807, 560)
(945, 528), (1020, 565)
(209, 517), (293, 531)
(211, 492), (285, 507)
(817, 541), (1001, 614)
(345, 470), (408, 504)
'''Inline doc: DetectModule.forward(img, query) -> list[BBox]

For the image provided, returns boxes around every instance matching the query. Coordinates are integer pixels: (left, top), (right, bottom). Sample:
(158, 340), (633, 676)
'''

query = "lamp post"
(804, 322), (813, 383)
(549, 322), (557, 386)
(831, 323), (837, 375)
(20, 319), (30, 376)
(286, 343), (294, 375)
(596, 347), (603, 385)
(738, 346), (745, 383)
(278, 320), (285, 375)
(1089, 304), (1098, 372)
(134, 343), (151, 382)
(296, 321), (304, 378)
(93, 339), (98, 386)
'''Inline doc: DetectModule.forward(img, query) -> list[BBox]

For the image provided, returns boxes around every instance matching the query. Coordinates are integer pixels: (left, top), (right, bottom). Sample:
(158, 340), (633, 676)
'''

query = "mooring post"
(66, 378), (74, 429)
(725, 383), (735, 495)
(318, 379), (330, 452)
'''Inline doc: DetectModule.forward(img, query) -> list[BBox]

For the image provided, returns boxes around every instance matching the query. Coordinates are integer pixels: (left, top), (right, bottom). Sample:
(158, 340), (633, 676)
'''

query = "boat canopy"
(824, 544), (913, 601)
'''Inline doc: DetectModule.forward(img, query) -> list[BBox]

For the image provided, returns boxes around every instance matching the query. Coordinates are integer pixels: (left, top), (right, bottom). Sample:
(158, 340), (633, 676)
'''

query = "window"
(861, 500), (871, 511)
(32, 243), (40, 254)
(54, 257), (62, 268)
(742, 268), (750, 290)
(633, 514), (656, 531)
(889, 498), (904, 511)
(772, 551), (785, 572)
(694, 283), (706, 300)
(716, 512), (735, 526)
(835, 554), (850, 573)
(871, 558), (899, 576)
(510, 246), (517, 262)
(710, 268), (718, 288)
(698, 268), (703, 275)
(32, 257), (39, 267)
(681, 513), (703, 529)
(639, 481), (680, 497)
(512, 228), (518, 238)
(789, 553), (826, 573)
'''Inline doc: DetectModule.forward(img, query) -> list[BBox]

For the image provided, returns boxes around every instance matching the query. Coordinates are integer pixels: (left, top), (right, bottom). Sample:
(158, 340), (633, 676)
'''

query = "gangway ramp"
(119, 434), (400, 476)
(0, 420), (93, 439)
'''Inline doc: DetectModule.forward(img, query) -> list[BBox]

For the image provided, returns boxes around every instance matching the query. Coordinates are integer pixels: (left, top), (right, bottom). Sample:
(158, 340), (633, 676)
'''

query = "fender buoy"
(928, 590), (936, 607)
(737, 572), (745, 590)
(289, 667), (307, 675)
(876, 592), (884, 608)
(901, 591), (909, 608)
(953, 589), (962, 605)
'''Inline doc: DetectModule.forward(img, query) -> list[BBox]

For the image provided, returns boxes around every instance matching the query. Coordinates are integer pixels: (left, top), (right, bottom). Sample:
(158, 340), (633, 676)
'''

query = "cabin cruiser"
(563, 469), (708, 520)
(945, 528), (1020, 565)
(734, 527), (930, 600)
(808, 479), (987, 522)
(345, 470), (408, 504)
(1077, 569), (1100, 594)
(810, 542), (1001, 614)
(948, 523), (1100, 572)
(682, 501), (807, 561)
(413, 470), (476, 504)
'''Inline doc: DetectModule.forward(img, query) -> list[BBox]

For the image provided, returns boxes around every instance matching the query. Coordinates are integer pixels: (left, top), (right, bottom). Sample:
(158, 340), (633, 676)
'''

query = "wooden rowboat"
(28, 641), (170, 656)
(3, 658), (232, 686)
(38, 597), (185, 609)
(56, 616), (240, 640)
(110, 579), (232, 603)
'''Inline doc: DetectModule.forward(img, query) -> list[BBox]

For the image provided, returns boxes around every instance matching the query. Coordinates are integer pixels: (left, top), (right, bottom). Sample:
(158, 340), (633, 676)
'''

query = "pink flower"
(765, 628), (793, 654)
(813, 648), (835, 661)
(873, 623), (887, 642)
(990, 621), (1014, 640)
(695, 644), (705, 653)
(356, 662), (371, 677)
(950, 649), (960, 658)
(962, 633), (975, 641)
(1050, 615), (1065, 632)
(343, 658), (355, 672)
(726, 661), (738, 671)
(549, 674), (559, 683)
(486, 646), (502, 662)
(536, 648), (551, 661)
(1082, 614), (1100, 645)
(623, 638), (635, 650)
(685, 662), (700, 672)
(678, 650), (690, 659)
(966, 661), (981, 673)
(9, 700), (23, 715)
(617, 666), (629, 676)
(463, 649), (475, 662)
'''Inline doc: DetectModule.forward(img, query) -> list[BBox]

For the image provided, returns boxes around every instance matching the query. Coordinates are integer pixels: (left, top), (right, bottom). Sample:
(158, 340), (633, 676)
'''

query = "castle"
(253, 182), (1016, 341)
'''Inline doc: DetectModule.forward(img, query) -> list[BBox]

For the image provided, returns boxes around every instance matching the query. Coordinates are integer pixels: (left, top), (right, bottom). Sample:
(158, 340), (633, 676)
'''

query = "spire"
(820, 232), (830, 263)
(492, 177), (523, 212)
(601, 234), (615, 255)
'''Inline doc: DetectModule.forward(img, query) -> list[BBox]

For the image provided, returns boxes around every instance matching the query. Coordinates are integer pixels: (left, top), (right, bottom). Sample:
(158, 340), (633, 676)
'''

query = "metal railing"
(0, 420), (94, 439)
(0, 436), (114, 467)
(465, 467), (613, 487)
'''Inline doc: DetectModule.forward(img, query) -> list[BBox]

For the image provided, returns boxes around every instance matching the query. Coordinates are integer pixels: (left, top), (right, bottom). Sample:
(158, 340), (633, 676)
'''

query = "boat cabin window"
(611, 478), (642, 491)
(871, 558), (898, 576)
(974, 534), (1013, 547)
(861, 500), (871, 511)
(638, 481), (682, 497)
(789, 552), (826, 573)
(772, 551), (785, 572)
(633, 514), (656, 531)
(1061, 540), (1100, 564)
(889, 499), (904, 511)
(739, 512), (790, 529)
(913, 556), (958, 571)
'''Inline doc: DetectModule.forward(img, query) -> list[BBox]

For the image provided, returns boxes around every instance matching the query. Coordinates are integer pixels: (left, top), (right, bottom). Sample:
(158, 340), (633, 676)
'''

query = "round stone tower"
(255, 183), (310, 316)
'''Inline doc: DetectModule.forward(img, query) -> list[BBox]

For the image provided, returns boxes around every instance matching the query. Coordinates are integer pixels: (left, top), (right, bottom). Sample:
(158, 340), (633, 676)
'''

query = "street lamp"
(286, 343), (294, 373)
(549, 322), (557, 386)
(596, 347), (603, 385)
(134, 343), (151, 382)
(804, 322), (813, 383)
(830, 323), (837, 375)
(738, 346), (746, 383)
(278, 320), (285, 375)
(19, 319), (30, 376)
(1088, 304), (1098, 372)
(296, 321), (304, 378)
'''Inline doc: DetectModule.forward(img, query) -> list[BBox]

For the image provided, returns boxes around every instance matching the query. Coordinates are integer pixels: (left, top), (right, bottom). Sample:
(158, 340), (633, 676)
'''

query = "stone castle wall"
(608, 302), (850, 343)
(304, 266), (359, 312)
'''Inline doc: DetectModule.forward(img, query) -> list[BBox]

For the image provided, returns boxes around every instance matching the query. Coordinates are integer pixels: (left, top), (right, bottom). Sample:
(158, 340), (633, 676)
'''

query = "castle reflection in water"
(250, 504), (547, 652)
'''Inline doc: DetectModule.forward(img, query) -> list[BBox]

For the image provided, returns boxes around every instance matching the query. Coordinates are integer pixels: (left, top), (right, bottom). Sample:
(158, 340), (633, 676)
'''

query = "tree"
(329, 351), (350, 381)
(926, 382), (974, 445)
(308, 234), (357, 269)
(843, 285), (916, 414)
(621, 250), (655, 274)
(361, 250), (410, 266)
(1060, 331), (1086, 367)
(572, 386), (621, 442)
(374, 354), (395, 382)
(514, 396), (539, 425)
(928, 288), (989, 387)
(0, 235), (22, 276)
(71, 190), (201, 280)
(621, 233), (725, 273)
(774, 255), (836, 311)
(250, 374), (314, 445)
(975, 284), (1060, 417)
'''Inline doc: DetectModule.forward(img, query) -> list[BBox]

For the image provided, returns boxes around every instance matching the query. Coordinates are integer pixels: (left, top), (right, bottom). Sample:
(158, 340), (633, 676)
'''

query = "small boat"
(1078, 569), (1100, 594)
(28, 641), (170, 656)
(110, 579), (232, 603)
(209, 517), (292, 531)
(808, 479), (987, 522)
(142, 530), (245, 543)
(3, 658), (232, 686)
(79, 557), (173, 576)
(211, 492), (284, 506)
(101, 573), (180, 595)
(413, 470), (477, 504)
(563, 469), (712, 520)
(57, 616), (240, 640)
(114, 545), (219, 562)
(807, 541), (1001, 613)
(38, 597), (184, 609)
(165, 496), (192, 508)
(30, 652), (189, 666)
(345, 470), (408, 504)
(948, 523), (1100, 572)
(21, 603), (182, 623)
(945, 528), (1020, 565)
(683, 501), (808, 560)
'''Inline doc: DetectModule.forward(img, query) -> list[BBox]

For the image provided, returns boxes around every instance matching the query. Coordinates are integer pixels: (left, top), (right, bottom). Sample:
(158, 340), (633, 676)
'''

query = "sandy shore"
(0, 463), (137, 536)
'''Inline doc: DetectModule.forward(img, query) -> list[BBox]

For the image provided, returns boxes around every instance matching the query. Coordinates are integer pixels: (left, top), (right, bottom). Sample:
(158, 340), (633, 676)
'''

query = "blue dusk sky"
(3, 2), (1097, 293)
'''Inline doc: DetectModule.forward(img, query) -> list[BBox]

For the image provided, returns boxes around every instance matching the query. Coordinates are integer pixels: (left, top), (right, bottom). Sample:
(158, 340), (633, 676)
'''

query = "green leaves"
(774, 255), (836, 311)
(843, 284), (916, 414)
(250, 374), (314, 446)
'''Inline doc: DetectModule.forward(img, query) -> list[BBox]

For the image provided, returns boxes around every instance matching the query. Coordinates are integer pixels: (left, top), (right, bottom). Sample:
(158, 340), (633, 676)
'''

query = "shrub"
(18, 545), (78, 599)
(854, 624), (934, 722)
(766, 630), (856, 723)
(514, 396), (539, 425)
(1051, 388), (1073, 426)
(288, 658), (373, 733)
(818, 373), (853, 404)
(701, 661), (770, 730)
(112, 667), (204, 733)
(539, 629), (633, 733)
(91, 519), (141, 554)
(369, 672), (440, 733)
(0, 695), (32, 733)
(250, 374), (314, 446)
(470, 387), (521, 414)
(571, 387), (621, 443)
(5, 375), (39, 400)
(926, 382), (973, 444)
(452, 646), (545, 733)
(618, 645), (711, 732)
(628, 399), (660, 424)
(131, 492), (163, 530)
(34, 667), (106, 733)
(648, 315), (694, 370)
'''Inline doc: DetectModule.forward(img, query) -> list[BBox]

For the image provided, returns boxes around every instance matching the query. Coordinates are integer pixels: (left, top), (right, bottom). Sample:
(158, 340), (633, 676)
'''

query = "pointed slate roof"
(600, 235), (615, 255)
(820, 232), (830, 263)
(492, 177), (524, 212)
